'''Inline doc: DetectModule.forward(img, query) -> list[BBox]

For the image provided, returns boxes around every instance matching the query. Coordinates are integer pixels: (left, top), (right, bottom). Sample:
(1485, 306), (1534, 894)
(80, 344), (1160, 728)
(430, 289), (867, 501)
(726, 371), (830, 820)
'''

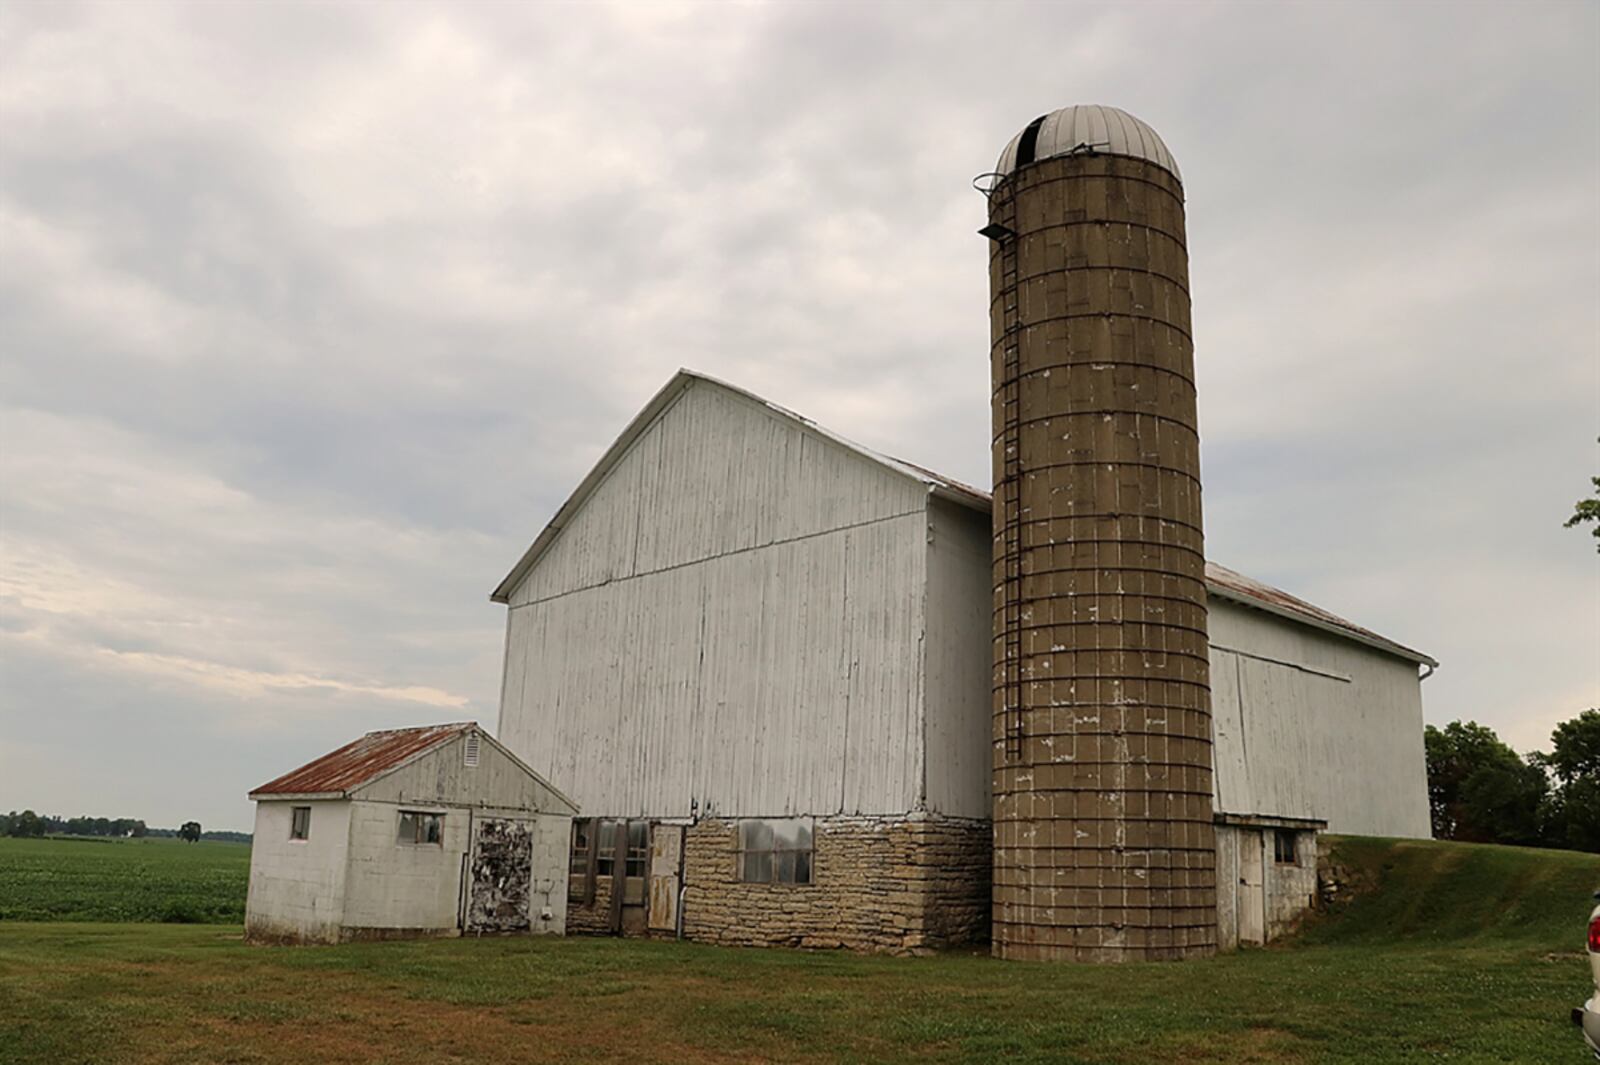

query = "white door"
(647, 825), (683, 933)
(1238, 829), (1266, 947)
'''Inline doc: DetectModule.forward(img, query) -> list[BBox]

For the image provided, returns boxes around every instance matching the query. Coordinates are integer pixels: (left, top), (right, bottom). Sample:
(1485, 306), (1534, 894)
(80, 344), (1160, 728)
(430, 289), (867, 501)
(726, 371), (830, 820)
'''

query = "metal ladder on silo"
(994, 181), (1025, 764)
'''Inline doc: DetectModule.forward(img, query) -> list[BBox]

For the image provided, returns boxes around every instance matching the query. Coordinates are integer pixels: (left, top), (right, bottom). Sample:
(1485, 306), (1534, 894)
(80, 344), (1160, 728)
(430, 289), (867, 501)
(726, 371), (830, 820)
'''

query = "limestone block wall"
(679, 815), (989, 954)
(566, 877), (615, 935)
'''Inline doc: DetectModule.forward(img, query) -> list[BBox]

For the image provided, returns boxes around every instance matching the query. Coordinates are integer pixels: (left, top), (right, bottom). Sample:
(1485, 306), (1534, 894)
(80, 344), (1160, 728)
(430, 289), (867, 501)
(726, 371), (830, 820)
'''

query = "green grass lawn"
(0, 836), (1594, 1064)
(0, 836), (249, 923)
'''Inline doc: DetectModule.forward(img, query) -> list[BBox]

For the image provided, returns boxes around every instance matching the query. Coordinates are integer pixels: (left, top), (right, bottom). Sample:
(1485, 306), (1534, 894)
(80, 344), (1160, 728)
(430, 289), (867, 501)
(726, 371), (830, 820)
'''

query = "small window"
(464, 732), (480, 768)
(595, 820), (618, 877)
(1274, 829), (1298, 864)
(398, 810), (443, 846)
(739, 818), (813, 885)
(625, 821), (648, 880)
(569, 819), (592, 902)
(289, 806), (310, 841)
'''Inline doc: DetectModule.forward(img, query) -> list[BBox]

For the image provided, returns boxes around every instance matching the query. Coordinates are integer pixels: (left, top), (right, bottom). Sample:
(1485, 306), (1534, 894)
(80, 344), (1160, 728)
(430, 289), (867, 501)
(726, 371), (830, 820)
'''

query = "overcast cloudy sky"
(2, 1), (1595, 831)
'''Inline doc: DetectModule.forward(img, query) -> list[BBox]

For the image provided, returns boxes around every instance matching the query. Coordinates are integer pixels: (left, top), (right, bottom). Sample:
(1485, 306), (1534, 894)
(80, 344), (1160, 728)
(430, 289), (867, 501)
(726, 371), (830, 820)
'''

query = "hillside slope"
(1303, 835), (1600, 949)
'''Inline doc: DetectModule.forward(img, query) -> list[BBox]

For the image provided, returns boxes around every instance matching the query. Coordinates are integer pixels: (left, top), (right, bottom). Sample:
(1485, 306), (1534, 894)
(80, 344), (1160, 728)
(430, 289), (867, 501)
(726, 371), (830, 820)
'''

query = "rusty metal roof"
(250, 722), (475, 798)
(1202, 562), (1435, 667)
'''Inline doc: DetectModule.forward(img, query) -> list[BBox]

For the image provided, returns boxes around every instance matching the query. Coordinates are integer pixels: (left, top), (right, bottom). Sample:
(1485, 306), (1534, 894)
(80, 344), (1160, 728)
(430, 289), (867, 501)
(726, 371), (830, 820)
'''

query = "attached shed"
(245, 722), (578, 944)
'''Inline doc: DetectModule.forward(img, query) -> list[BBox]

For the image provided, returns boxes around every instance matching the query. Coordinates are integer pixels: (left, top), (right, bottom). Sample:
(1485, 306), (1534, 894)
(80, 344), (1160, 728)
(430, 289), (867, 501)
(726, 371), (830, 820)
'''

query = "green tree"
(178, 821), (202, 843)
(1565, 441), (1600, 551)
(1424, 721), (1547, 845)
(1536, 709), (1600, 852)
(8, 810), (46, 838)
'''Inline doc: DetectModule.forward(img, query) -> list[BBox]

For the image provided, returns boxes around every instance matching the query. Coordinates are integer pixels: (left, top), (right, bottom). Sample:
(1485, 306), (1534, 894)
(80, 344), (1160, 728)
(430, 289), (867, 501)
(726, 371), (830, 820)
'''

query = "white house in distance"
(245, 722), (577, 944)
(490, 371), (1436, 954)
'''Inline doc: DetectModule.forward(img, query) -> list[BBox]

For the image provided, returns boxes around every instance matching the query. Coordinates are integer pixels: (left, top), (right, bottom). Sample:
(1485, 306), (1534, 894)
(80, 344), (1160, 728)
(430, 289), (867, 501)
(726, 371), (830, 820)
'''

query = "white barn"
(245, 722), (578, 944)
(492, 371), (1435, 952)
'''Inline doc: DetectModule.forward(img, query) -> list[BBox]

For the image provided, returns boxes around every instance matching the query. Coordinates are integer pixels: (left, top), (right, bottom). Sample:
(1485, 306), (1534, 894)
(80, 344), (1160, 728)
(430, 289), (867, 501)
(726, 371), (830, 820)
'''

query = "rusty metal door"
(647, 824), (683, 933)
(467, 818), (533, 933)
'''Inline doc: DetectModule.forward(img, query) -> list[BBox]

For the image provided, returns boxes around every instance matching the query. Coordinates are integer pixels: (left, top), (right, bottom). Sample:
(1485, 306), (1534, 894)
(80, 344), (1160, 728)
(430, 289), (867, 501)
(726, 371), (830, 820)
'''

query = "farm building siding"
(498, 381), (932, 819)
(922, 497), (995, 820)
(340, 798), (470, 935)
(1208, 598), (1431, 838)
(245, 800), (351, 943)
(356, 730), (572, 817)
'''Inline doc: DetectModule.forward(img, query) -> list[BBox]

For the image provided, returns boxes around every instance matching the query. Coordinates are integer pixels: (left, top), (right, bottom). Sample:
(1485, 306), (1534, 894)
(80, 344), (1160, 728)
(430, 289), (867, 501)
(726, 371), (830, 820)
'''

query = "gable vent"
(464, 732), (480, 768)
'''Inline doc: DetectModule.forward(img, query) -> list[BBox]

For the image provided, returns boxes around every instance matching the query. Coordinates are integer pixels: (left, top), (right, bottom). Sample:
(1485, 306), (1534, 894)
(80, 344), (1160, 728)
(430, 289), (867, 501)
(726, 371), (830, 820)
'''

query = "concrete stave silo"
(985, 105), (1218, 962)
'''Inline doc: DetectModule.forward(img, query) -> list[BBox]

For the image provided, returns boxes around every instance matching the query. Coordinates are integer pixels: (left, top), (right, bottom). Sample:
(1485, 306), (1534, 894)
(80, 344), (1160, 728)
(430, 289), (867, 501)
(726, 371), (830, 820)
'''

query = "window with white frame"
(289, 806), (310, 841)
(739, 819), (813, 884)
(398, 810), (443, 846)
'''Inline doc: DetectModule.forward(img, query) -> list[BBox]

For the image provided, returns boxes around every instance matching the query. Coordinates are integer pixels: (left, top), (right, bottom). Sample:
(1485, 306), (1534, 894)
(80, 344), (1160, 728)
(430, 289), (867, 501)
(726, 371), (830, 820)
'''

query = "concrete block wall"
(245, 800), (351, 944)
(341, 799), (468, 934)
(529, 813), (572, 935)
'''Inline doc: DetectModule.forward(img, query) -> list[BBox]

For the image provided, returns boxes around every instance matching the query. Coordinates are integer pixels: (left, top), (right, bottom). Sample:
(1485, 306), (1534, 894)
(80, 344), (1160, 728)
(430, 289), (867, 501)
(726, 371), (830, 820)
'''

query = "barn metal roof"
(249, 722), (474, 799)
(492, 370), (1435, 668)
(992, 104), (1181, 185)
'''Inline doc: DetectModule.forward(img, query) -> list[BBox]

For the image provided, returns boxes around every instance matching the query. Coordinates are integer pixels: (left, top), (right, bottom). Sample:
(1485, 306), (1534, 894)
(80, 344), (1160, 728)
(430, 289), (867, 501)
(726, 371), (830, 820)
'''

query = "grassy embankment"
(0, 835), (1595, 1064)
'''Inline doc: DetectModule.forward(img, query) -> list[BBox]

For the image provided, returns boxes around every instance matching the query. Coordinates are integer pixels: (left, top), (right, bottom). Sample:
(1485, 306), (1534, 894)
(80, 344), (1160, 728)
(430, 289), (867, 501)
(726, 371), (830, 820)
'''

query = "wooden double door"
(577, 819), (684, 936)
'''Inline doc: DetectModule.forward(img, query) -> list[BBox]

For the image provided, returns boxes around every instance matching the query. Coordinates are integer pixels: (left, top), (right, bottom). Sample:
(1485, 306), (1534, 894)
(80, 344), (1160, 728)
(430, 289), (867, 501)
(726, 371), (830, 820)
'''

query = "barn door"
(1238, 829), (1266, 947)
(466, 817), (534, 933)
(647, 825), (684, 933)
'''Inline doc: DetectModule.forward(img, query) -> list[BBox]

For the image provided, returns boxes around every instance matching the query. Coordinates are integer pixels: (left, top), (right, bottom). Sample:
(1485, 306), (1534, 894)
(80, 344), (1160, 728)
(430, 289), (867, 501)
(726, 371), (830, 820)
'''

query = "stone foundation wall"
(566, 876), (615, 935)
(680, 815), (990, 954)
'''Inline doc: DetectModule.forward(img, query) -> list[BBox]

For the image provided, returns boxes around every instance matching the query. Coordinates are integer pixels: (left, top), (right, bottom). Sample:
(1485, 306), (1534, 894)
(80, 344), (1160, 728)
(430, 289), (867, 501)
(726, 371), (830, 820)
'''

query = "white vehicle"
(1578, 891), (1600, 1059)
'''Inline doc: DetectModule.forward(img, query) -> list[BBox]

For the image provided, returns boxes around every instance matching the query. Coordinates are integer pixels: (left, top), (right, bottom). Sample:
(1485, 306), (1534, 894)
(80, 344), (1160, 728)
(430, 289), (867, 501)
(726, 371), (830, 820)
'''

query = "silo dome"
(994, 104), (1180, 182)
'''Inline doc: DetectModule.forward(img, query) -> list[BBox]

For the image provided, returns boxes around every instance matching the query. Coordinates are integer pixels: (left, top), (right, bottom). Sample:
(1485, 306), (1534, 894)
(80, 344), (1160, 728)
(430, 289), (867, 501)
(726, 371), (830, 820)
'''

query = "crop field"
(0, 836), (249, 923)
(0, 837), (1594, 1064)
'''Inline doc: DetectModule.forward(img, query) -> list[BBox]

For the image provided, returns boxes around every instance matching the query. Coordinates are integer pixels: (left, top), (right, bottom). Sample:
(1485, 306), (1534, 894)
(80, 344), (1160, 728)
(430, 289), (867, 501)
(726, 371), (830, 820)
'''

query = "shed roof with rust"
(492, 370), (1435, 670)
(250, 722), (474, 799)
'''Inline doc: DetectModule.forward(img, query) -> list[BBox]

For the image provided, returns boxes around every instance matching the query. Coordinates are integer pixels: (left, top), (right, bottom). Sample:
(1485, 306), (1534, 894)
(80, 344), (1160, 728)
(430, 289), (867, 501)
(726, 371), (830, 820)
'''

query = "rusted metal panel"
(466, 818), (534, 933)
(249, 723), (472, 798)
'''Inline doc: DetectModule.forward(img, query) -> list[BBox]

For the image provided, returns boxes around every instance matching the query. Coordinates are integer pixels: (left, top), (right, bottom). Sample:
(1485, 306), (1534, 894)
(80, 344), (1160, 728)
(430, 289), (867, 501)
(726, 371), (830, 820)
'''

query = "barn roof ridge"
(491, 369), (1435, 669)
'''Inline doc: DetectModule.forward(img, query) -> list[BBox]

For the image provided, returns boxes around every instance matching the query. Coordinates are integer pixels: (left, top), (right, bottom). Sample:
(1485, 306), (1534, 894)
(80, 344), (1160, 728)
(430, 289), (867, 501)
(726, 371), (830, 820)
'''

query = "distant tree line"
(1426, 708), (1600, 853)
(0, 811), (250, 843)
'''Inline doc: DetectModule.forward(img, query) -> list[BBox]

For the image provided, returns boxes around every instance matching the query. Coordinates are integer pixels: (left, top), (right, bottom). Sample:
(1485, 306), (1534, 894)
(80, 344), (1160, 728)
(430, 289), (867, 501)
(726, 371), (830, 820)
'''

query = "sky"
(2, 1), (1596, 832)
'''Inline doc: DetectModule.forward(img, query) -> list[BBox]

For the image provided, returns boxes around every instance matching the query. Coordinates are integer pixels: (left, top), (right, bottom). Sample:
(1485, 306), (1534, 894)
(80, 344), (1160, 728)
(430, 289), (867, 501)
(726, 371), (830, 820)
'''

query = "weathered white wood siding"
(354, 732), (574, 815)
(498, 381), (931, 819)
(923, 497), (994, 819)
(1208, 598), (1431, 838)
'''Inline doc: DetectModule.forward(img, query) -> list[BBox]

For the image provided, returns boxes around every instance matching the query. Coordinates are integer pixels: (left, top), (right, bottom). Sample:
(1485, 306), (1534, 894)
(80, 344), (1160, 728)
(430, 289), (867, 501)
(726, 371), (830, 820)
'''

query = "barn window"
(1273, 829), (1298, 864)
(289, 806), (310, 841)
(568, 819), (594, 903)
(595, 820), (618, 877)
(464, 732), (480, 768)
(739, 818), (813, 884)
(398, 810), (443, 846)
